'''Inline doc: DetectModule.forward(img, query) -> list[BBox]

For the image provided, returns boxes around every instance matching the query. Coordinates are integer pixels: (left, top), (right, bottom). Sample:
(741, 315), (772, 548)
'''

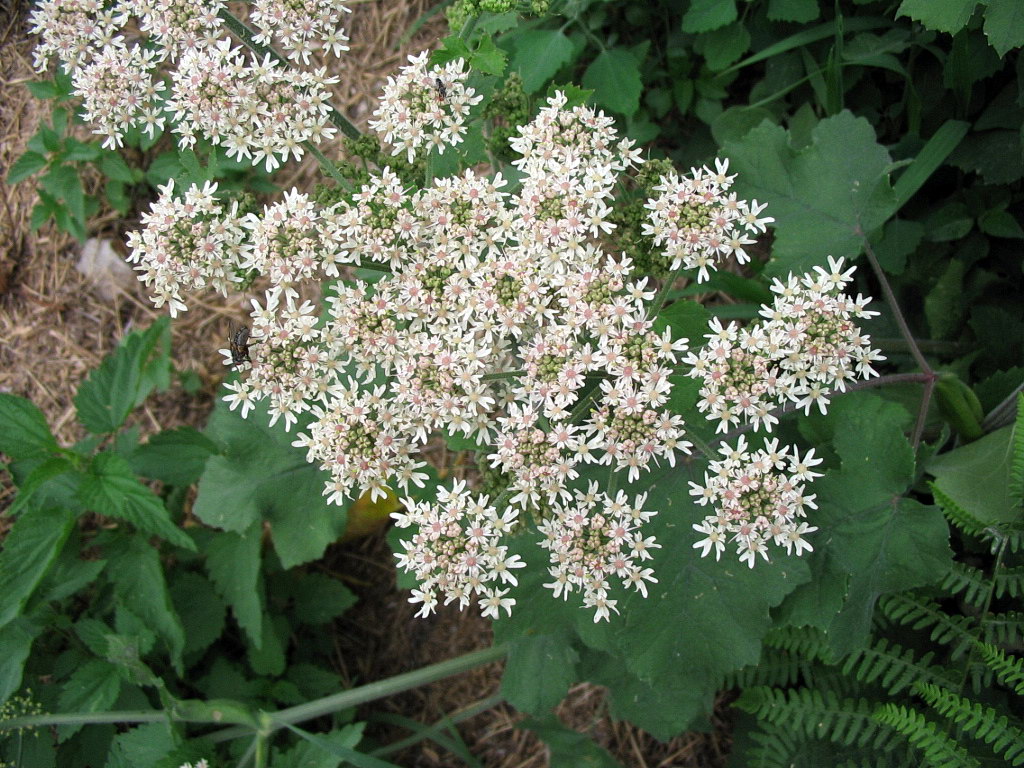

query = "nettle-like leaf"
(201, 525), (265, 649)
(582, 47), (642, 116)
(723, 111), (897, 277)
(74, 317), (172, 434)
(780, 394), (953, 656)
(77, 452), (195, 550)
(0, 505), (75, 629)
(195, 397), (347, 568)
(0, 393), (58, 459)
(508, 29), (574, 93)
(128, 426), (219, 486)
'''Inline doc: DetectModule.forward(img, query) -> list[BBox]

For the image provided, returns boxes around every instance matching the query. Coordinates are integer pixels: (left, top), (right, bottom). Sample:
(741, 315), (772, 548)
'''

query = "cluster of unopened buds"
(31, 1), (885, 620)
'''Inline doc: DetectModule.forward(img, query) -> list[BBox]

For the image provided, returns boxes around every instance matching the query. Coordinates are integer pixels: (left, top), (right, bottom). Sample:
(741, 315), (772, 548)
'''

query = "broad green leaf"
(502, 634), (578, 713)
(272, 724), (366, 768)
(104, 723), (176, 768)
(0, 506), (75, 629)
(872, 218), (923, 275)
(74, 318), (171, 434)
(0, 393), (57, 459)
(724, 111), (897, 277)
(247, 613), (287, 676)
(510, 29), (574, 93)
(695, 22), (751, 72)
(57, 659), (123, 741)
(290, 573), (357, 625)
(26, 80), (58, 99)
(978, 208), (1024, 238)
(7, 151), (48, 184)
(582, 48), (642, 116)
(891, 120), (969, 208)
(5, 456), (78, 517)
(520, 716), (620, 768)
(653, 299), (710, 344)
(924, 259), (966, 339)
(681, 0), (736, 33)
(99, 151), (136, 183)
(469, 35), (507, 76)
(767, 0), (820, 23)
(949, 130), (1024, 185)
(0, 617), (41, 705)
(203, 525), (264, 648)
(785, 395), (952, 654)
(107, 537), (186, 672)
(927, 425), (1020, 524)
(196, 399), (346, 566)
(129, 426), (218, 486)
(897, 0), (978, 34)
(78, 452), (195, 550)
(983, 0), (1024, 56)
(170, 571), (226, 656)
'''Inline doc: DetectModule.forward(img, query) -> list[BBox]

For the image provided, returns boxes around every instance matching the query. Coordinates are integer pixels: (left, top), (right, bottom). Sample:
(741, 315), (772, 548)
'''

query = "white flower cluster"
(392, 480), (524, 619)
(684, 256), (884, 433)
(369, 51), (483, 163)
(29, 0), (349, 160)
(690, 437), (822, 568)
(124, 180), (249, 316)
(167, 41), (338, 171)
(643, 159), (772, 282)
(250, 0), (351, 63)
(538, 484), (659, 622)
(178, 761), (209, 768)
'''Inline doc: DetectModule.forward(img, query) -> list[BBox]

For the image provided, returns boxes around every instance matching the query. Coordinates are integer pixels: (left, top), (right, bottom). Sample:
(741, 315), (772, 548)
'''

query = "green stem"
(208, 645), (507, 743)
(217, 8), (361, 140)
(647, 262), (687, 320)
(459, 13), (479, 40)
(305, 142), (354, 192)
(0, 710), (170, 731)
(371, 693), (502, 757)
(481, 370), (524, 381)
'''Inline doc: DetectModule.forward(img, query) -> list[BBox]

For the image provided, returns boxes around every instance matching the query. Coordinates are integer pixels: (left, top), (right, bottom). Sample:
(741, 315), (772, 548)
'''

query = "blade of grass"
(279, 722), (401, 768)
(892, 120), (969, 210)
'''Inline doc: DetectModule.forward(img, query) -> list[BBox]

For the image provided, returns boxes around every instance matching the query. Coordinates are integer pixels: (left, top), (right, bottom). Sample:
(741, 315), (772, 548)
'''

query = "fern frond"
(975, 642), (1024, 695)
(874, 704), (980, 768)
(993, 566), (1024, 599)
(762, 625), (835, 662)
(744, 726), (809, 768)
(879, 594), (975, 656)
(930, 482), (986, 538)
(734, 687), (899, 751)
(724, 650), (805, 689)
(914, 681), (1024, 766)
(983, 610), (1024, 648)
(841, 638), (948, 695)
(941, 562), (992, 609)
(1009, 392), (1023, 503)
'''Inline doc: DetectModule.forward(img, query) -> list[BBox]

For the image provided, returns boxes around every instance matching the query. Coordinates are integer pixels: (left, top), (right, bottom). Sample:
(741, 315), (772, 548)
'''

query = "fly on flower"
(433, 77), (447, 102)
(228, 325), (254, 369)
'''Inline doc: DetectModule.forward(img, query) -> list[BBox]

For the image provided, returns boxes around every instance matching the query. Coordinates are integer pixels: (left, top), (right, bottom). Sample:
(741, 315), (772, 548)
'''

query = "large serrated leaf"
(0, 506), (75, 629)
(582, 48), (642, 116)
(0, 393), (57, 459)
(57, 659), (123, 741)
(129, 426), (219, 486)
(78, 452), (195, 550)
(74, 317), (171, 434)
(502, 634), (578, 713)
(203, 525), (264, 648)
(510, 29), (574, 93)
(723, 111), (898, 277)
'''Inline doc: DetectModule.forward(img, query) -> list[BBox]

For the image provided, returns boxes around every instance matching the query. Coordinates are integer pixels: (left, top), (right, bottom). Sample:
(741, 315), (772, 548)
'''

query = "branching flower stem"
(857, 224), (937, 450)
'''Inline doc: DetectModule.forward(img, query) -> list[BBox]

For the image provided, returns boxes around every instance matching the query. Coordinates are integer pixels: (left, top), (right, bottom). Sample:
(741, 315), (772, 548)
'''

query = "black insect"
(434, 77), (447, 102)
(228, 325), (253, 368)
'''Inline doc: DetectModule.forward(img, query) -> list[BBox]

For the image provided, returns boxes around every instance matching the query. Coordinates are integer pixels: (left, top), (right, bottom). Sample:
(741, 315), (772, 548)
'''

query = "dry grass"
(0, 1), (732, 764)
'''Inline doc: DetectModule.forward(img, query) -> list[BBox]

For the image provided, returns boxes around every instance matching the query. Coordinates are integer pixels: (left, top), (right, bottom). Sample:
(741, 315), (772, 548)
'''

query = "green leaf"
(129, 426), (219, 486)
(78, 452), (195, 550)
(104, 723), (176, 768)
(26, 80), (58, 99)
(695, 22), (751, 72)
(927, 425), (1020, 525)
(204, 525), (264, 648)
(469, 36), (507, 76)
(983, 0), (1024, 56)
(873, 218), (923, 275)
(790, 395), (952, 654)
(291, 573), (357, 625)
(7, 151), (48, 184)
(107, 537), (186, 672)
(724, 111), (897, 277)
(170, 571), (226, 657)
(100, 151), (137, 184)
(502, 634), (578, 713)
(0, 393), (57, 459)
(949, 130), (1024, 185)
(510, 29), (574, 93)
(681, 0), (736, 33)
(520, 716), (620, 768)
(891, 120), (969, 209)
(581, 48), (642, 116)
(0, 506), (75, 630)
(897, 0), (978, 34)
(0, 617), (42, 705)
(247, 613), (287, 676)
(978, 208), (1024, 238)
(63, 139), (101, 162)
(924, 259), (966, 339)
(195, 399), (346, 567)
(74, 318), (171, 434)
(272, 724), (367, 768)
(57, 659), (123, 741)
(767, 0), (820, 23)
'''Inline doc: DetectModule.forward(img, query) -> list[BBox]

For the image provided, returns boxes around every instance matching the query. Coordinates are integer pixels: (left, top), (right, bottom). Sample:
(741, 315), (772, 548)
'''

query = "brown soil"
(0, 1), (732, 765)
